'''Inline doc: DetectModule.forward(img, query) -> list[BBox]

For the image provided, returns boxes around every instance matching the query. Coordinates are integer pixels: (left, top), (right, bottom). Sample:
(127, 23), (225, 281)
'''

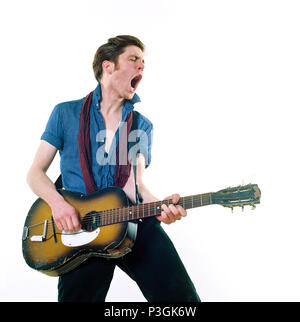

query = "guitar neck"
(98, 193), (215, 226)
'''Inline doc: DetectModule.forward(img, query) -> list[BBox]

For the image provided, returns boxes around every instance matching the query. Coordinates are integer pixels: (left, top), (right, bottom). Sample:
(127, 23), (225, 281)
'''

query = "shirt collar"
(92, 82), (141, 109)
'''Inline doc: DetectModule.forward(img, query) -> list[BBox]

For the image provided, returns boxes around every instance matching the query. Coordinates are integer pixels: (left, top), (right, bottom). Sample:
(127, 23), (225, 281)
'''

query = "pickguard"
(61, 228), (100, 247)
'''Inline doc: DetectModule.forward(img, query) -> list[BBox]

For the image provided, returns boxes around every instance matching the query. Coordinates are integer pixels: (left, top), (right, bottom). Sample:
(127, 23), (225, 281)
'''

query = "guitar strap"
(131, 111), (143, 205)
(54, 175), (63, 190)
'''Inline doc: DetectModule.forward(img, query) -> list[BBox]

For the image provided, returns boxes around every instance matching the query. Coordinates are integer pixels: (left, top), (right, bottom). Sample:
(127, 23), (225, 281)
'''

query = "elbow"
(26, 166), (41, 188)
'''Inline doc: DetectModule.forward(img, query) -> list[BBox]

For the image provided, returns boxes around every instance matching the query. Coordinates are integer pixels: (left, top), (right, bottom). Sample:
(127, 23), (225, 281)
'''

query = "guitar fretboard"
(96, 193), (214, 226)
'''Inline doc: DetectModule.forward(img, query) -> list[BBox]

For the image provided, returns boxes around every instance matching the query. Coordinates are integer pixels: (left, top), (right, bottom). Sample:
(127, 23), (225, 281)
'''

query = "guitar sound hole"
(81, 211), (100, 232)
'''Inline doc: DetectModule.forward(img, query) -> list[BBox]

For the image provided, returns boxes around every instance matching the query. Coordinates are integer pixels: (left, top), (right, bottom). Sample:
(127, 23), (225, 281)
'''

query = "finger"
(161, 204), (176, 223)
(55, 219), (63, 231)
(65, 217), (75, 232)
(161, 213), (173, 224)
(176, 205), (187, 217)
(173, 206), (183, 220)
(59, 218), (68, 231)
(162, 204), (173, 220)
(161, 203), (170, 214)
(169, 204), (179, 216)
(71, 213), (81, 231)
(169, 206), (179, 221)
(172, 194), (180, 204)
(53, 215), (64, 231)
(160, 212), (171, 224)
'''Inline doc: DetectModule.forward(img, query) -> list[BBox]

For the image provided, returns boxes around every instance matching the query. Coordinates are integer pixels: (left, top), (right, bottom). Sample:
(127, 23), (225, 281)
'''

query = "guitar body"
(22, 187), (137, 276)
(22, 183), (261, 277)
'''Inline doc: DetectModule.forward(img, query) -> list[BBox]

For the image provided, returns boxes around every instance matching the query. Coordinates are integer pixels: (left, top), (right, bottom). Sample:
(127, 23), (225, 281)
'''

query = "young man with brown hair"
(27, 35), (200, 302)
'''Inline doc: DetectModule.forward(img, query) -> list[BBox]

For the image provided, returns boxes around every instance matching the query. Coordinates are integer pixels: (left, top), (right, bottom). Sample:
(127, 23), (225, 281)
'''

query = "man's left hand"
(156, 194), (187, 224)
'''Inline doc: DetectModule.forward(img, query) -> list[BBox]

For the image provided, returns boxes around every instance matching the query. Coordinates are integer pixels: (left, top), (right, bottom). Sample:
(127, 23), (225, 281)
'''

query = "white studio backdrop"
(0, 0), (299, 301)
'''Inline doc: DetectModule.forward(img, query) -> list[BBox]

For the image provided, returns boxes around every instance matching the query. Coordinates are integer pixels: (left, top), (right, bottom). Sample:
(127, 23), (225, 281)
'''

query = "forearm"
(26, 141), (80, 232)
(27, 168), (65, 208)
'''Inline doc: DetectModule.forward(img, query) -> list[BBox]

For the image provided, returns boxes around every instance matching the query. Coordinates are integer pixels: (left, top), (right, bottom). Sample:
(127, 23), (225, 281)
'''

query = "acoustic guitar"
(22, 184), (261, 276)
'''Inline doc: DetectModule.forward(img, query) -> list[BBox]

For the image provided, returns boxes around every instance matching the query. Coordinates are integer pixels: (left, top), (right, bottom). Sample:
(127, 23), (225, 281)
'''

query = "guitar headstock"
(213, 184), (261, 211)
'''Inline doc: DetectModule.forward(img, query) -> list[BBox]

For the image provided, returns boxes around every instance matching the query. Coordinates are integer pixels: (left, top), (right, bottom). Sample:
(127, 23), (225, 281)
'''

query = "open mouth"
(130, 74), (143, 92)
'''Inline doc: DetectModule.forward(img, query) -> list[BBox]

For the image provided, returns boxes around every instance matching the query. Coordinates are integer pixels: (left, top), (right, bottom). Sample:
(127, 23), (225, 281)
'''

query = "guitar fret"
(101, 192), (216, 226)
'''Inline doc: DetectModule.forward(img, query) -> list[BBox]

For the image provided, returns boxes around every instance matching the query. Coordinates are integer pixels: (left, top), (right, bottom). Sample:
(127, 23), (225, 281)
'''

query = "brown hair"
(93, 35), (145, 82)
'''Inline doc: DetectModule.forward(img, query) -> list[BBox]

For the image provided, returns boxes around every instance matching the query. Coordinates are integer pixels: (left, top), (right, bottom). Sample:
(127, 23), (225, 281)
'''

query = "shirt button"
(104, 152), (108, 158)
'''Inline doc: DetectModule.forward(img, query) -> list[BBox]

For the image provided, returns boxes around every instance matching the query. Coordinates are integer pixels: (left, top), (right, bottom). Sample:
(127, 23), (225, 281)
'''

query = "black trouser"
(58, 217), (200, 302)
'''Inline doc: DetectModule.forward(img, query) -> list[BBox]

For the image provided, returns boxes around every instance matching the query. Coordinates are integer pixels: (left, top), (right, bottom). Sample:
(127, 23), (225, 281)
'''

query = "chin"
(124, 92), (135, 100)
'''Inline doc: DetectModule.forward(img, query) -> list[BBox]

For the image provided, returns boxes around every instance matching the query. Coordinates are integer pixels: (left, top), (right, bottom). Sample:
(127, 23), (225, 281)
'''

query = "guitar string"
(27, 193), (256, 232)
(28, 194), (256, 232)
(26, 194), (214, 230)
(32, 200), (257, 239)
(29, 194), (214, 236)
(25, 184), (256, 229)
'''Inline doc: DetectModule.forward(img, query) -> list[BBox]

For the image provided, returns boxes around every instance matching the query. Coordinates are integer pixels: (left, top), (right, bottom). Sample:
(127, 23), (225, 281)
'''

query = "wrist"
(47, 192), (66, 210)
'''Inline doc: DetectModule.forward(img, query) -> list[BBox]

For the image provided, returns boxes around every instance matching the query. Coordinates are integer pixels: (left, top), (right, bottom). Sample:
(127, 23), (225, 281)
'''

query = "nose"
(137, 60), (145, 72)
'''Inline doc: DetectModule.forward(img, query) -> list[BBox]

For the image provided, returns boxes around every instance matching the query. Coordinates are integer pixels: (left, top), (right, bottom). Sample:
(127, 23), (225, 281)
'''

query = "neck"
(99, 82), (124, 115)
(86, 192), (215, 228)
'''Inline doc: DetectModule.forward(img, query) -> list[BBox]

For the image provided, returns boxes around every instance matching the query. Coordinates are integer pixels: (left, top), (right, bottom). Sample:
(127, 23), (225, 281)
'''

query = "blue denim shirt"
(41, 83), (153, 194)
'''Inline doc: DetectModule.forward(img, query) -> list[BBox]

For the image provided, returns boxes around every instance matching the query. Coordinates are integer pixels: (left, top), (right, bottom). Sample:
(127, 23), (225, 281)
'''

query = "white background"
(1, 0), (299, 302)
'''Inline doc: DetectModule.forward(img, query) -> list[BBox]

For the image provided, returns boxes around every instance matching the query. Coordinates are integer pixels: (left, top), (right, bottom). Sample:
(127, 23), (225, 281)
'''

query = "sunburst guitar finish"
(22, 184), (261, 277)
(22, 187), (136, 276)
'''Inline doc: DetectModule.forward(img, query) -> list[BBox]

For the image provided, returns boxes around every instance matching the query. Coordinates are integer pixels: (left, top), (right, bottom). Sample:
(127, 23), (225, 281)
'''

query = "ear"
(102, 60), (114, 75)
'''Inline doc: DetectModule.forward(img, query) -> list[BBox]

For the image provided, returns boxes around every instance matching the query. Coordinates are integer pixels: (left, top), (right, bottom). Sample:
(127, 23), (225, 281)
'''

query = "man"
(27, 35), (200, 302)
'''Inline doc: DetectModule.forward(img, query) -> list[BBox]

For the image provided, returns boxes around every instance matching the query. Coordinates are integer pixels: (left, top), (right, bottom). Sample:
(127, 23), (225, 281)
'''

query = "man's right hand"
(51, 199), (81, 232)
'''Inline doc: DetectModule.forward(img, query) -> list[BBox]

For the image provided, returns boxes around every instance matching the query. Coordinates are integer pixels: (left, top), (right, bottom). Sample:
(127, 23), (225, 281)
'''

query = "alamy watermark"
(95, 121), (151, 166)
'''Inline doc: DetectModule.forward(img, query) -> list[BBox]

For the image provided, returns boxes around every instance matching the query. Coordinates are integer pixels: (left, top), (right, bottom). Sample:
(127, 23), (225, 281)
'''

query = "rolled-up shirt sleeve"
(40, 104), (64, 150)
(129, 121), (153, 168)
(140, 122), (153, 168)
